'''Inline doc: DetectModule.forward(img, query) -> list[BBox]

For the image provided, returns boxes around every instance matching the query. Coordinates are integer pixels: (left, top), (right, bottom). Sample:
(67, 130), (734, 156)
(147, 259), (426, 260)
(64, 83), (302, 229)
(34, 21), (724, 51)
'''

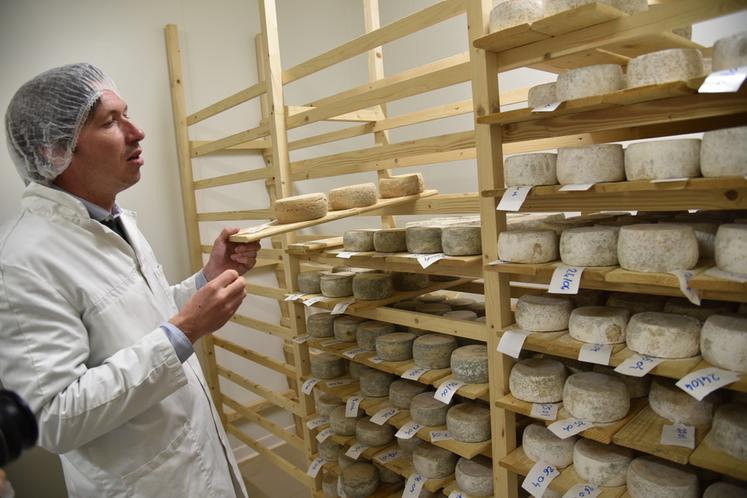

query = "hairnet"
(4, 63), (117, 185)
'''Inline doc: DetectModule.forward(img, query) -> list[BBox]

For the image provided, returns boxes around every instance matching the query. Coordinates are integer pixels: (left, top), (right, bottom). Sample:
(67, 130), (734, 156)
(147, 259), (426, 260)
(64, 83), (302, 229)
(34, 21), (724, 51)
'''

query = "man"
(1, 63), (259, 497)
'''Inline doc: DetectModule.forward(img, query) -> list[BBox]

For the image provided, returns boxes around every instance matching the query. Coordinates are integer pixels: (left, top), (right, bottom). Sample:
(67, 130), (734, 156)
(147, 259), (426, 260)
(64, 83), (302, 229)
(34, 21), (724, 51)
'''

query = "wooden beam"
(219, 366), (303, 416)
(286, 105), (382, 122)
(213, 336), (295, 377)
(192, 167), (273, 190)
(189, 138), (270, 151)
(231, 313), (294, 339)
(244, 282), (288, 300)
(191, 123), (271, 157)
(223, 395), (305, 451)
(196, 208), (274, 222)
(187, 81), (267, 125)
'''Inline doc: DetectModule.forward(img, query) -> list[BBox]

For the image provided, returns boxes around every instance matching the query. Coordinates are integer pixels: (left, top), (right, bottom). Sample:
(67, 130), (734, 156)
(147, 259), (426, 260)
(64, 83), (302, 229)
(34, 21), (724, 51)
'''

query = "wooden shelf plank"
(306, 252), (484, 278)
(689, 434), (747, 481)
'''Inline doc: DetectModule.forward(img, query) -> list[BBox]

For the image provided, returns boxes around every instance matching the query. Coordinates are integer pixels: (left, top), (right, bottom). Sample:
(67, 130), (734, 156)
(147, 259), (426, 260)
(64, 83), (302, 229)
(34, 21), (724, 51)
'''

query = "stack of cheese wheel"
(356, 320), (396, 351)
(307, 312), (335, 338)
(297, 271), (321, 294)
(626, 312), (701, 359)
(328, 183), (377, 210)
(563, 371), (630, 423)
(713, 31), (747, 71)
(626, 48), (705, 88)
(310, 352), (346, 379)
(413, 334), (458, 369)
(504, 153), (557, 187)
(701, 126), (747, 177)
(557, 144), (625, 185)
(341, 463), (380, 498)
(649, 378), (719, 425)
(515, 294), (573, 332)
(715, 224), (747, 276)
(624, 139), (701, 180)
(489, 0), (542, 32)
(274, 192), (328, 223)
(442, 225), (482, 256)
(556, 64), (625, 101)
(320, 271), (354, 297)
(617, 224), (699, 272)
(352, 272), (393, 300)
(522, 423), (576, 468)
(626, 456), (698, 498)
(709, 403), (747, 461)
(544, 0), (648, 17)
(406, 226), (442, 254)
(413, 443), (458, 479)
(455, 456), (493, 497)
(560, 225), (619, 266)
(528, 82), (557, 109)
(343, 229), (376, 252)
(574, 439), (632, 487)
(318, 437), (342, 463)
(389, 380), (427, 409)
(334, 315), (365, 342)
(498, 229), (559, 263)
(568, 306), (629, 344)
(373, 227), (407, 252)
(379, 173), (423, 198)
(446, 402), (491, 442)
(392, 272), (429, 291)
(410, 391), (449, 426)
(700, 314), (747, 373)
(509, 358), (567, 403)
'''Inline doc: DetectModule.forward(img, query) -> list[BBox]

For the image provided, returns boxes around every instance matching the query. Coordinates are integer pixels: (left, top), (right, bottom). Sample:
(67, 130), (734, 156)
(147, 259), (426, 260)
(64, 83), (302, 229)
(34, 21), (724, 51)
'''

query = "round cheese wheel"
(349, 361), (364, 380)
(373, 228), (407, 252)
(504, 153), (558, 187)
(317, 394), (344, 416)
(626, 48), (705, 88)
(664, 298), (734, 322)
(392, 299), (419, 311)
(411, 391), (449, 427)
(489, 0), (543, 32)
(455, 456), (493, 497)
(375, 464), (403, 485)
(320, 271), (354, 298)
(626, 312), (701, 359)
(311, 352), (346, 379)
(556, 64), (625, 101)
(319, 437), (343, 462)
(560, 225), (619, 266)
(392, 272), (430, 291)
(715, 224), (747, 275)
(574, 439), (632, 487)
(563, 372), (630, 423)
(338, 453), (355, 471)
(712, 31), (747, 71)
(624, 139), (701, 180)
(375, 332), (416, 361)
(710, 403), (747, 461)
(359, 368), (396, 398)
(617, 224), (699, 272)
(407, 226), (443, 254)
(308, 312), (335, 338)
(379, 173), (424, 198)
(322, 471), (338, 497)
(557, 144), (625, 185)
(356, 418), (395, 447)
(329, 183), (377, 210)
(443, 310), (478, 321)
(649, 377), (718, 425)
(412, 443), (458, 479)
(341, 463), (380, 498)
(447, 402), (491, 443)
(413, 334), (459, 369)
(389, 380), (428, 409)
(356, 320), (396, 351)
(451, 345), (488, 383)
(606, 292), (666, 314)
(528, 82), (558, 109)
(330, 405), (359, 435)
(509, 358), (567, 403)
(334, 315), (365, 342)
(446, 297), (476, 310)
(544, 0), (648, 17)
(701, 126), (747, 177)
(593, 365), (650, 398)
(569, 306), (629, 344)
(498, 229), (559, 263)
(343, 229), (376, 252)
(442, 225), (482, 256)
(626, 456), (698, 498)
(515, 294), (573, 332)
(353, 272), (393, 300)
(298, 271), (321, 294)
(397, 434), (424, 455)
(704, 481), (747, 498)
(274, 193), (328, 223)
(670, 221), (717, 259)
(522, 423), (576, 468)
(415, 302), (452, 315)
(701, 314), (747, 373)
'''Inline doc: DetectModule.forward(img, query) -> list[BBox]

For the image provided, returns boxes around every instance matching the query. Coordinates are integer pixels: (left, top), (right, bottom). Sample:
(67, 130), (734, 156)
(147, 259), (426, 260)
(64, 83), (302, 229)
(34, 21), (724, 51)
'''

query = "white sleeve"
(170, 271), (200, 309)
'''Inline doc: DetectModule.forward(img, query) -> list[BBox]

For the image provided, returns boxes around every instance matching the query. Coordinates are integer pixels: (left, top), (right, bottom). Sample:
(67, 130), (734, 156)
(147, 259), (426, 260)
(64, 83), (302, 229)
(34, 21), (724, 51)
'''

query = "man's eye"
(103, 119), (115, 128)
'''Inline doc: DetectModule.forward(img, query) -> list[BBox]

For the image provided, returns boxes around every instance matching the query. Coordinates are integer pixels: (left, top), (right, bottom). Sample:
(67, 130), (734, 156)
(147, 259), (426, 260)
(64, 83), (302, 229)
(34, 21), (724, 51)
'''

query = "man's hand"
(0, 468), (6, 495)
(169, 270), (246, 343)
(203, 228), (261, 281)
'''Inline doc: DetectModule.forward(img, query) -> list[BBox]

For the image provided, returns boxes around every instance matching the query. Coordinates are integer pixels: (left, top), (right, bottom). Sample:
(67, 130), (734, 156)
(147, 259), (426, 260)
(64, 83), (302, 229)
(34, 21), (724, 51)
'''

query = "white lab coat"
(0, 183), (248, 498)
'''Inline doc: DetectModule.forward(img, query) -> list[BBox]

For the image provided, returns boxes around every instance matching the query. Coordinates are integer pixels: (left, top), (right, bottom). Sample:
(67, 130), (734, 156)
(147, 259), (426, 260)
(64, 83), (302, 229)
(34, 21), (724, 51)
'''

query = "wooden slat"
(193, 167), (273, 190)
(304, 251), (482, 278)
(189, 138), (270, 151)
(244, 282), (288, 300)
(689, 433), (747, 481)
(286, 105), (382, 122)
(213, 336), (295, 377)
(367, 192), (480, 216)
(197, 208), (274, 222)
(187, 81), (267, 125)
(222, 395), (305, 451)
(218, 365), (303, 416)
(231, 313), (294, 338)
(191, 123), (271, 157)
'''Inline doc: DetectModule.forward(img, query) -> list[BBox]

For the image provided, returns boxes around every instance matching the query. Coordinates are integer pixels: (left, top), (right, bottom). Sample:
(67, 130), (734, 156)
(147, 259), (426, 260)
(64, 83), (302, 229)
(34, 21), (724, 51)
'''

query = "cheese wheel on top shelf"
(573, 439), (632, 487)
(701, 314), (747, 373)
(701, 126), (747, 177)
(649, 377), (719, 426)
(556, 64), (625, 101)
(710, 403), (747, 461)
(557, 143), (625, 185)
(522, 423), (576, 468)
(509, 358), (567, 403)
(341, 463), (379, 498)
(626, 456), (698, 498)
(373, 228), (407, 252)
(328, 183), (377, 210)
(343, 229), (376, 252)
(626, 48), (705, 88)
(626, 312), (701, 359)
(504, 153), (557, 187)
(560, 225), (619, 266)
(563, 371), (630, 423)
(274, 192), (328, 223)
(715, 224), (747, 276)
(712, 31), (747, 71)
(515, 294), (573, 332)
(617, 224), (699, 272)
(527, 82), (557, 109)
(569, 306), (629, 344)
(624, 139), (701, 180)
(489, 0), (543, 32)
(544, 0), (648, 16)
(379, 173), (424, 198)
(455, 456), (493, 497)
(498, 229), (559, 263)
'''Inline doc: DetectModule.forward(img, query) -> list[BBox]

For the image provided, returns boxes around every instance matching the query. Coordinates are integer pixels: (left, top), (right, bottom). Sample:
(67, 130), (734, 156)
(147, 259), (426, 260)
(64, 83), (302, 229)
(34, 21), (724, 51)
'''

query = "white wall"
(1, 1), (745, 496)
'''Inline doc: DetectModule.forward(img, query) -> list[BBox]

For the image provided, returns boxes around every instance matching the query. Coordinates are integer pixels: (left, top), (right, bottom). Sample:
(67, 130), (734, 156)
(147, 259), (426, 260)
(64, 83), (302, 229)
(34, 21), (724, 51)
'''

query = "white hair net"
(5, 63), (117, 185)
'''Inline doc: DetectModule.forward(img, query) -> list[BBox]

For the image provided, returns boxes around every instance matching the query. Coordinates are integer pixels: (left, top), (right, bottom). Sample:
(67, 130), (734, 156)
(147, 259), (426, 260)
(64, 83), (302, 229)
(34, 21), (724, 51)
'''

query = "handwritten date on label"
(417, 253), (446, 269)
(326, 378), (355, 388)
(429, 430), (452, 442)
(303, 295), (329, 307)
(370, 356), (384, 364)
(302, 378), (320, 395)
(676, 367), (740, 401)
(345, 442), (369, 459)
(343, 347), (366, 359)
(402, 366), (431, 381)
(521, 461), (560, 498)
(315, 427), (334, 443)
(370, 406), (400, 425)
(562, 483), (601, 498)
(530, 403), (560, 421)
(614, 354), (663, 377)
(660, 424), (696, 449)
(373, 448), (401, 464)
(578, 343), (613, 366)
(345, 396), (363, 417)
(434, 379), (465, 404)
(497, 328), (531, 359)
(548, 265), (585, 295)
(548, 418), (593, 439)
(402, 474), (427, 498)
(396, 420), (423, 440)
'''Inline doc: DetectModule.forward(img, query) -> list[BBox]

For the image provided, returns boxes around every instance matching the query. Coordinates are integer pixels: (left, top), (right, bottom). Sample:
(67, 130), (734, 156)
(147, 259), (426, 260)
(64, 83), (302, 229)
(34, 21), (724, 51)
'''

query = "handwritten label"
(331, 300), (355, 315)
(530, 403), (560, 421)
(320, 338), (343, 347)
(699, 65), (747, 93)
(402, 366), (431, 381)
(497, 328), (531, 359)
(343, 347), (367, 359)
(562, 483), (601, 498)
(549, 265), (585, 295)
(661, 423), (696, 449)
(402, 473), (427, 498)
(578, 343), (613, 366)
(448, 491), (466, 498)
(374, 448), (401, 464)
(304, 295), (330, 307)
(532, 101), (562, 112)
(292, 334), (310, 344)
(559, 183), (594, 191)
(306, 456), (325, 477)
(345, 396), (363, 417)
(370, 406), (400, 425)
(670, 269), (701, 306)
(284, 292), (306, 301)
(370, 356), (384, 364)
(345, 442), (369, 459)
(429, 430), (452, 442)
(497, 186), (532, 212)
(417, 253), (446, 269)
(521, 461), (560, 497)
(614, 354), (663, 377)
(434, 379), (466, 404)
(548, 418), (593, 439)
(676, 367), (740, 401)
(305, 415), (329, 430)
(302, 378), (320, 395)
(326, 378), (355, 388)
(316, 427), (334, 443)
(335, 251), (356, 259)
(395, 420), (423, 439)
(487, 259), (507, 266)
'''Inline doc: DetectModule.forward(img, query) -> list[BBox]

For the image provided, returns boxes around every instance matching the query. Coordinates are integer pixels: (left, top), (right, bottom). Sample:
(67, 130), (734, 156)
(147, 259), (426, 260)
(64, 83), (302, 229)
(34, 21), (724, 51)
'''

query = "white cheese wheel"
(626, 456), (698, 498)
(310, 352), (346, 379)
(509, 358), (567, 403)
(593, 365), (650, 398)
(504, 153), (558, 187)
(389, 380), (428, 409)
(649, 377), (718, 425)
(317, 394), (344, 417)
(446, 402), (491, 443)
(701, 314), (747, 373)
(515, 294), (573, 332)
(308, 312), (335, 338)
(379, 173), (424, 198)
(557, 144), (625, 185)
(704, 481), (747, 498)
(343, 229), (376, 252)
(624, 139), (701, 180)
(397, 434), (424, 455)
(569, 306), (629, 344)
(560, 225), (620, 266)
(413, 334), (459, 369)
(355, 418), (395, 447)
(334, 315), (365, 342)
(563, 372), (630, 423)
(617, 224), (699, 272)
(451, 345), (488, 383)
(671, 221), (718, 259)
(375, 332), (416, 361)
(664, 298), (735, 322)
(528, 82), (558, 109)
(373, 228), (407, 252)
(356, 320), (396, 351)
(274, 192), (328, 224)
(330, 406), (359, 436)
(353, 272), (393, 300)
(556, 64), (625, 101)
(341, 463), (380, 498)
(410, 391), (449, 427)
(710, 403), (747, 460)
(712, 31), (747, 71)
(359, 368), (396, 398)
(320, 271), (355, 298)
(319, 437), (342, 462)
(392, 272), (430, 291)
(715, 224), (747, 275)
(626, 312), (701, 359)
(298, 271), (321, 294)
(626, 48), (705, 88)
(489, 0), (543, 32)
(455, 456), (493, 497)
(413, 443), (458, 479)
(573, 439), (632, 487)
(544, 0), (647, 16)
(329, 183), (377, 210)
(442, 225), (482, 256)
(701, 126), (747, 177)
(522, 423), (576, 468)
(606, 292), (666, 314)
(498, 229), (559, 263)
(406, 226), (443, 254)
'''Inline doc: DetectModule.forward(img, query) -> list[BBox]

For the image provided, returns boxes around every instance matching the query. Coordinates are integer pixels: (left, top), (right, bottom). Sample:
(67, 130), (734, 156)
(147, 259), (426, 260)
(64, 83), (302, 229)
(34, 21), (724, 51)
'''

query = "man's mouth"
(127, 148), (143, 164)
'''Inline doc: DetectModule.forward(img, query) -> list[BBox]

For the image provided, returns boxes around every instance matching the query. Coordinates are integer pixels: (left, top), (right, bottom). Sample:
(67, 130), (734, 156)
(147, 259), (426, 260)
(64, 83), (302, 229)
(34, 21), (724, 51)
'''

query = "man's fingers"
(212, 269), (240, 287)
(220, 227), (241, 241)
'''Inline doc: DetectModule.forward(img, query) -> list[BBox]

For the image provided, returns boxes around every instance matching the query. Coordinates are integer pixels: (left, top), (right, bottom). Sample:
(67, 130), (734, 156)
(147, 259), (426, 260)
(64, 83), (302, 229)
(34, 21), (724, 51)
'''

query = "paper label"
(429, 430), (452, 442)
(497, 328), (531, 359)
(402, 366), (431, 381)
(676, 367), (740, 401)
(670, 269), (701, 306)
(548, 418), (593, 439)
(521, 461), (560, 497)
(433, 379), (466, 404)
(331, 300), (355, 315)
(345, 396), (363, 417)
(302, 378), (320, 395)
(487, 259), (506, 266)
(532, 101), (562, 112)
(343, 347), (367, 359)
(395, 420), (423, 439)
(345, 442), (369, 459)
(320, 338), (343, 347)
(548, 265), (585, 294)
(497, 186), (532, 212)
(564, 211), (583, 219)
(614, 354), (663, 377)
(448, 491), (466, 498)
(335, 251), (356, 259)
(530, 403), (560, 421)
(578, 343), (613, 366)
(305, 415), (329, 430)
(558, 183), (594, 191)
(326, 378), (355, 388)
(315, 427), (334, 443)
(562, 484), (601, 498)
(370, 356), (384, 364)
(284, 292), (306, 301)
(370, 406), (400, 425)
(373, 448), (401, 464)
(402, 474), (427, 498)
(292, 334), (310, 344)
(417, 253), (446, 269)
(304, 295), (330, 307)
(699, 65), (747, 93)
(661, 423), (696, 449)
(306, 456), (325, 477)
